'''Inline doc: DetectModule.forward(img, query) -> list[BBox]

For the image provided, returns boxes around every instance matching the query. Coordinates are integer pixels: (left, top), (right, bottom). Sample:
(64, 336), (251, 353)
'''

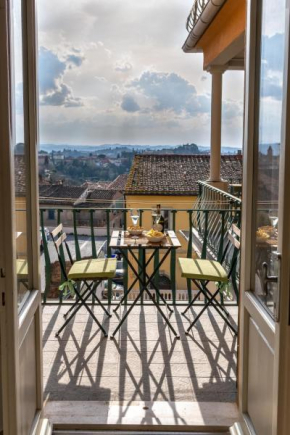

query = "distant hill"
(39, 143), (242, 155)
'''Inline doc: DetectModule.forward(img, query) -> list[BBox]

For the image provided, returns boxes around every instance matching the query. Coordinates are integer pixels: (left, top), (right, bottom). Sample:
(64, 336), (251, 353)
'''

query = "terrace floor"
(43, 304), (238, 427)
(43, 305), (238, 427)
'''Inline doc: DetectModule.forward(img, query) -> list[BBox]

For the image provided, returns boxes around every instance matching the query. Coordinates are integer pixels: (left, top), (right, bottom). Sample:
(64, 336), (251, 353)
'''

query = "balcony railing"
(196, 181), (241, 258)
(186, 0), (210, 32)
(40, 184), (241, 308)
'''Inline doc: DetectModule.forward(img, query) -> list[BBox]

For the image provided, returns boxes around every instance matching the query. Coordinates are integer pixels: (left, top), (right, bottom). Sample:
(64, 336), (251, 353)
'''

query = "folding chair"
(179, 224), (240, 335)
(50, 224), (117, 338)
(16, 258), (29, 289)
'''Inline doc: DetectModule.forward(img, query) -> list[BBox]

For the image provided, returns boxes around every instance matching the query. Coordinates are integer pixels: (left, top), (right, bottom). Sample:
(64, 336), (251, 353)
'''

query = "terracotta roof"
(39, 184), (122, 208)
(87, 189), (117, 201)
(39, 184), (86, 205)
(15, 155), (26, 197)
(81, 175), (128, 192)
(77, 189), (120, 208)
(125, 154), (243, 196)
(81, 181), (111, 189)
(108, 174), (128, 191)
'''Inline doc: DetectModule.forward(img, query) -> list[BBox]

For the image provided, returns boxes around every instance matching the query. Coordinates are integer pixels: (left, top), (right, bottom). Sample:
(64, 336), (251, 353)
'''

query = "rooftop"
(81, 181), (112, 189)
(15, 155), (26, 197)
(39, 174), (127, 207)
(108, 174), (128, 191)
(39, 184), (85, 206)
(125, 154), (242, 196)
(77, 188), (120, 208)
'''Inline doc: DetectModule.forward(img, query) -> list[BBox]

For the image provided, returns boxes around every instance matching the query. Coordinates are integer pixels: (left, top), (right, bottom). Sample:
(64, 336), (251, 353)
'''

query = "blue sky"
(36, 0), (245, 147)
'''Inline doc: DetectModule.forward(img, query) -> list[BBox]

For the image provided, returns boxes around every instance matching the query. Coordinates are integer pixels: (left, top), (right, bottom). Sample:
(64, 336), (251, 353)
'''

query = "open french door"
(0, 0), (48, 434)
(238, 0), (290, 434)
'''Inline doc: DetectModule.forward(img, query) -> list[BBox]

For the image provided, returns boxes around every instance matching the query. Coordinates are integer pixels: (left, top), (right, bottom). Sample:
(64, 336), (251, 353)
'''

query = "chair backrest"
(50, 223), (74, 280)
(220, 223), (241, 280)
(227, 223), (241, 251)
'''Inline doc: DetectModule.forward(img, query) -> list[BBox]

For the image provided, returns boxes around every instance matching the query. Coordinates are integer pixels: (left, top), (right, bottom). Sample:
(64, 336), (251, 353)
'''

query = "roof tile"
(125, 154), (243, 195)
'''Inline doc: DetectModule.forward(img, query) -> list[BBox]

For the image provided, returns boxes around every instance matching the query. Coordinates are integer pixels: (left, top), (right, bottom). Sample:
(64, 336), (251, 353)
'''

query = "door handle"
(262, 262), (278, 292)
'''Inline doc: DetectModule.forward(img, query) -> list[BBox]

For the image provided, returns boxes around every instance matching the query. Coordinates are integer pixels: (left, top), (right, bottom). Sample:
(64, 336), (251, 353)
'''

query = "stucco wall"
(197, 0), (246, 68)
(125, 195), (198, 291)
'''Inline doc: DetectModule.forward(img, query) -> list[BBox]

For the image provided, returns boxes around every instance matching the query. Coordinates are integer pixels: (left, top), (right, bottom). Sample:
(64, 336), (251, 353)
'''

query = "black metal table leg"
(111, 245), (179, 337)
(110, 286), (146, 338)
(128, 247), (174, 312)
(144, 286), (179, 338)
(113, 249), (156, 312)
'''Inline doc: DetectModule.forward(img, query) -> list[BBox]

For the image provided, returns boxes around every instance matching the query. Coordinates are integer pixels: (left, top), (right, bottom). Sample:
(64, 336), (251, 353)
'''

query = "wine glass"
(269, 215), (278, 228)
(130, 209), (140, 239)
(152, 208), (161, 228)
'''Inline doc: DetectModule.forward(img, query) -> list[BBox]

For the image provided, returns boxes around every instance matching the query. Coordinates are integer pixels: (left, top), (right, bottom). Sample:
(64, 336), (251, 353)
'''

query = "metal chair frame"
(182, 224), (240, 335)
(50, 223), (112, 338)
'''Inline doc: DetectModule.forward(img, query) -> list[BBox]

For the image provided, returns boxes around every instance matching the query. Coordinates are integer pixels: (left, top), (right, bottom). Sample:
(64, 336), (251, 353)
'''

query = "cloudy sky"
(37, 0), (245, 147)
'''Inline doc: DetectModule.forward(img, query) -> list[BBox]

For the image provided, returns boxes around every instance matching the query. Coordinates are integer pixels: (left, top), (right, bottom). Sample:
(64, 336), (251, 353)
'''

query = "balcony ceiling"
(183, 0), (246, 71)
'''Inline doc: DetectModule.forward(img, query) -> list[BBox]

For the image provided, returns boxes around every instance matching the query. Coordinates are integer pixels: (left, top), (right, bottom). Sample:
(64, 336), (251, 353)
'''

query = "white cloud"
(39, 47), (83, 107)
(127, 71), (211, 117)
(121, 94), (140, 112)
(115, 60), (133, 73)
(37, 0), (244, 147)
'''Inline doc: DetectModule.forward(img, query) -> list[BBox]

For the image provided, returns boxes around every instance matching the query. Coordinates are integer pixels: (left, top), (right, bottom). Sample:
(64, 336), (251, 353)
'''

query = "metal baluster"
(138, 209), (144, 304)
(106, 209), (112, 305)
(57, 209), (65, 302)
(201, 211), (209, 259)
(90, 210), (97, 258)
(197, 183), (202, 232)
(40, 209), (51, 304)
(122, 209), (128, 305)
(73, 209), (81, 261)
(218, 211), (225, 262)
(170, 210), (177, 305)
(154, 247), (160, 305)
(187, 210), (193, 303)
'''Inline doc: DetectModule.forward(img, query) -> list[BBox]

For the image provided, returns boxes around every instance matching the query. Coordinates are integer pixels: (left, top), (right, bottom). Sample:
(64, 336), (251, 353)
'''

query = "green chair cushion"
(16, 259), (28, 279)
(68, 258), (117, 280)
(179, 258), (228, 282)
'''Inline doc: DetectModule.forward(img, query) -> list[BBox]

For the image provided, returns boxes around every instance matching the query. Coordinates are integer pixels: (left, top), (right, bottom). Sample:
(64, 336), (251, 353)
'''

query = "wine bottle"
(157, 204), (165, 233)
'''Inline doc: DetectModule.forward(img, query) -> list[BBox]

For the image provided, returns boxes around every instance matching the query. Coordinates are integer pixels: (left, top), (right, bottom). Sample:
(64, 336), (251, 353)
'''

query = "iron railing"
(186, 0), (210, 32)
(40, 189), (241, 307)
(195, 181), (241, 258)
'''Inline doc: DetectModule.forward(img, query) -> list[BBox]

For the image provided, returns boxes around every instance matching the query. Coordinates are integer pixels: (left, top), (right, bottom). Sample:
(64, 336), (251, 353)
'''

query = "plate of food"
(127, 225), (144, 236)
(256, 228), (271, 243)
(146, 229), (166, 243)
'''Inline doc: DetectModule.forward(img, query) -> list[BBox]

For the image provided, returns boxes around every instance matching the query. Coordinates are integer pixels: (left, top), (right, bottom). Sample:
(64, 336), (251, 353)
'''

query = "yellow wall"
(125, 195), (198, 292)
(197, 0), (246, 68)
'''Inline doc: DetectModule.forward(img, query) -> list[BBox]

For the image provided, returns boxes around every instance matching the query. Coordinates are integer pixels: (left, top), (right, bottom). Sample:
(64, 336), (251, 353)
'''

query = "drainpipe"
(183, 0), (227, 52)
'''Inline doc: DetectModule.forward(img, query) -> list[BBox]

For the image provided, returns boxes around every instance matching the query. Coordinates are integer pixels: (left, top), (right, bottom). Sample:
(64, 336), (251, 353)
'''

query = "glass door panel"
(12, 0), (30, 310)
(253, 0), (286, 317)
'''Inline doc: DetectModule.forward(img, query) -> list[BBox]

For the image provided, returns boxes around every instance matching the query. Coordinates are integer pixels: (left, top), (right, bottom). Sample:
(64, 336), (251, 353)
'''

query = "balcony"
(186, 0), (211, 32)
(40, 182), (241, 426)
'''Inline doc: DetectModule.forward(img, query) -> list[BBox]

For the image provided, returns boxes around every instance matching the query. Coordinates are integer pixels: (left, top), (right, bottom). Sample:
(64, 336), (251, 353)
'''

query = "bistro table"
(109, 230), (181, 339)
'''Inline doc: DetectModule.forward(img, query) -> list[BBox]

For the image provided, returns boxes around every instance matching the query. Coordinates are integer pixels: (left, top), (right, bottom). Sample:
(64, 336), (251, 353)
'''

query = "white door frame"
(239, 0), (290, 434)
(0, 0), (43, 433)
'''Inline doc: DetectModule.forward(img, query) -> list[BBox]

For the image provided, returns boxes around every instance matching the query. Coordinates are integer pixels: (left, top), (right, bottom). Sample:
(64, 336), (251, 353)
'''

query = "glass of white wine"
(130, 209), (140, 239)
(269, 215), (278, 228)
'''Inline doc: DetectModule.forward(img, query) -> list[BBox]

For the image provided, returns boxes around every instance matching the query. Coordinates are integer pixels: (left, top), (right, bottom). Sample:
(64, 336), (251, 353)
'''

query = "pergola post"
(207, 66), (228, 190)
